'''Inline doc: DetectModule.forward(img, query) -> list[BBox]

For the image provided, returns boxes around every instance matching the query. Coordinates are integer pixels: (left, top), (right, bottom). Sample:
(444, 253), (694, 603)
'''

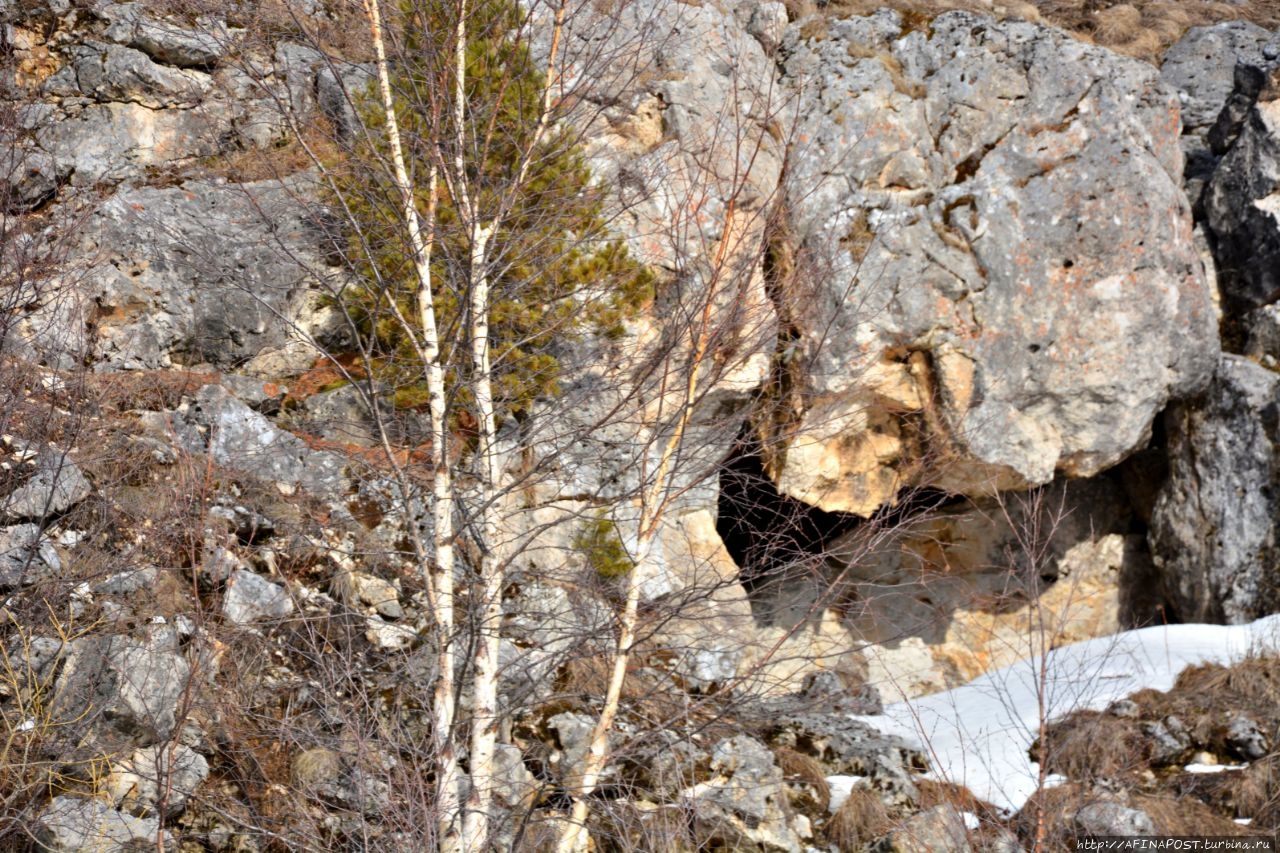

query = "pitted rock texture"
(49, 177), (333, 371)
(1151, 355), (1280, 624)
(771, 10), (1218, 515)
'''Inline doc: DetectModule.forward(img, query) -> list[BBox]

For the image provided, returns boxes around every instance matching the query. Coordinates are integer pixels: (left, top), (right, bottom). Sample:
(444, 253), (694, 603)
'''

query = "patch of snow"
(962, 811), (980, 830)
(1236, 818), (1253, 826)
(852, 614), (1280, 813)
(1185, 763), (1246, 774)
(824, 774), (866, 813)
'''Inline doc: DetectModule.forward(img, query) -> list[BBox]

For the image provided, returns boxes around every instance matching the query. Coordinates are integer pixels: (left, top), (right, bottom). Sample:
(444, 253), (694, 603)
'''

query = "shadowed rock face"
(1152, 355), (1280, 624)
(771, 9), (1218, 515)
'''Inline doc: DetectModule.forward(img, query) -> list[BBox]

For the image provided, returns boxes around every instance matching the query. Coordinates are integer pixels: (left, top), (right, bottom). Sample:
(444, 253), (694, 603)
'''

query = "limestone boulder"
(772, 10), (1217, 515)
(683, 735), (803, 853)
(39, 177), (337, 371)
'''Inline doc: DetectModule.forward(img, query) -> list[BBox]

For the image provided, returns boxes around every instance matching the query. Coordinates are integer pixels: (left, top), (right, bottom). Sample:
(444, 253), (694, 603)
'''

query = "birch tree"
(338, 0), (649, 848)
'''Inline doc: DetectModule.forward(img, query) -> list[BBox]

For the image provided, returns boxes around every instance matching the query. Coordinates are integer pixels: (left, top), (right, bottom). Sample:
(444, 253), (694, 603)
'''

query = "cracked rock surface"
(772, 10), (1218, 514)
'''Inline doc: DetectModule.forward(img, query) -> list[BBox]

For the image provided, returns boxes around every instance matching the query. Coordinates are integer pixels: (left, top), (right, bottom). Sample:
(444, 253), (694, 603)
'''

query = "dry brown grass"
(916, 778), (1000, 824)
(776, 745), (832, 814)
(1134, 793), (1255, 834)
(789, 0), (1280, 62)
(1036, 710), (1153, 783)
(1174, 754), (1280, 832)
(823, 785), (892, 851)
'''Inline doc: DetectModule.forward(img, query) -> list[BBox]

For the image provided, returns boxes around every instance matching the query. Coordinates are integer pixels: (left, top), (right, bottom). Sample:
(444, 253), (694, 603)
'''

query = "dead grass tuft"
(824, 785), (892, 850)
(1134, 793), (1255, 834)
(916, 778), (999, 823)
(1036, 711), (1151, 782)
(775, 746), (832, 813)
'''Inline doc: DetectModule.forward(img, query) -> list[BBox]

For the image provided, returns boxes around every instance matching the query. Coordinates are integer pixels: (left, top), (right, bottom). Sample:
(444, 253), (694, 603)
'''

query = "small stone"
(1226, 715), (1269, 761)
(222, 569), (293, 624)
(34, 795), (165, 852)
(881, 805), (972, 853)
(1073, 801), (1155, 836)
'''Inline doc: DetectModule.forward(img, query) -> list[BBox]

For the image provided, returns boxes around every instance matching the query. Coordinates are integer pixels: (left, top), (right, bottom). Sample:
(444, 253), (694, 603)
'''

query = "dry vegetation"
(1035, 654), (1280, 836)
(789, 0), (1280, 61)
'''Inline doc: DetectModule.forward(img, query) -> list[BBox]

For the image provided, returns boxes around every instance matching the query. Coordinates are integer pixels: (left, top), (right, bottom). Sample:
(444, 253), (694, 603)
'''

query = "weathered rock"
(100, 2), (240, 68)
(55, 631), (191, 744)
(1161, 21), (1274, 197)
(773, 10), (1216, 515)
(61, 178), (334, 371)
(223, 568), (293, 624)
(34, 796), (164, 853)
(108, 743), (209, 815)
(180, 384), (348, 496)
(1073, 801), (1155, 836)
(881, 805), (972, 853)
(3, 447), (91, 520)
(1204, 64), (1280, 315)
(1151, 355), (1280, 623)
(683, 735), (802, 853)
(0, 522), (60, 588)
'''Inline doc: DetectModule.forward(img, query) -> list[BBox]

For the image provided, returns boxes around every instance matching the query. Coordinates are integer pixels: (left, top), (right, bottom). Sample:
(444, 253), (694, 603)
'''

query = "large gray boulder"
(44, 177), (334, 371)
(771, 10), (1217, 515)
(1151, 355), (1280, 623)
(54, 631), (191, 744)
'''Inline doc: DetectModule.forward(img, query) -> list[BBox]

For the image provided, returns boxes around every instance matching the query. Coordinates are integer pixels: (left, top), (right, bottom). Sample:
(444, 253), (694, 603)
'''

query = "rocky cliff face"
(5, 0), (1280, 849)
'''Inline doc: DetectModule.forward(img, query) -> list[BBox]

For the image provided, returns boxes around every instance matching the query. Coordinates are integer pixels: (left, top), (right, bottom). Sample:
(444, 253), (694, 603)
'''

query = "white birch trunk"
(361, 0), (461, 848)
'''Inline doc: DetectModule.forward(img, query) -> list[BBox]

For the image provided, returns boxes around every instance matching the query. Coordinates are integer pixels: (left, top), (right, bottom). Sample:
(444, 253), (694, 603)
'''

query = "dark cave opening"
(715, 426), (859, 598)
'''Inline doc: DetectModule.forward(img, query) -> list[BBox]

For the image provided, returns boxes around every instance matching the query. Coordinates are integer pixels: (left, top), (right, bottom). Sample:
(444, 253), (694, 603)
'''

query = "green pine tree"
(331, 0), (652, 422)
